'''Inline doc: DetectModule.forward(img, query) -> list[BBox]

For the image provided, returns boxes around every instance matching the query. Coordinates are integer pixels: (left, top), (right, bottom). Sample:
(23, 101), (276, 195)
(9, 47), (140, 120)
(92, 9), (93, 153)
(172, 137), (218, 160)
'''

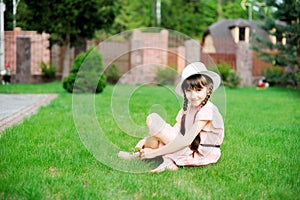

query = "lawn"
(0, 82), (299, 199)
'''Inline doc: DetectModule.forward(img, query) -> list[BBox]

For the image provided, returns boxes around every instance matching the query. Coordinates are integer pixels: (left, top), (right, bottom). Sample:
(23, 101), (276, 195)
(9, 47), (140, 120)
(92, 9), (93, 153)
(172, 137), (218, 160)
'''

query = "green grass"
(0, 82), (299, 199)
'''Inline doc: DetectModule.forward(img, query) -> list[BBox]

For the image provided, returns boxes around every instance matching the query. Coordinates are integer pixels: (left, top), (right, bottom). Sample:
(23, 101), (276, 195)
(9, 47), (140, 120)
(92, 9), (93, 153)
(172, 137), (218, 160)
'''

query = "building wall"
(4, 27), (50, 77)
(202, 35), (216, 53)
(202, 32), (274, 85)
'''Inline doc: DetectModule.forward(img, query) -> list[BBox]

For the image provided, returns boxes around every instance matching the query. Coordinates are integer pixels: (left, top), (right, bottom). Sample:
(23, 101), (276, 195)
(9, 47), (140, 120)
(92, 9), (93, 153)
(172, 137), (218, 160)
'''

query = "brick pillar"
(130, 39), (143, 69)
(236, 42), (252, 86)
(16, 37), (31, 83)
(177, 46), (185, 73)
(185, 39), (200, 65)
(121, 29), (170, 85)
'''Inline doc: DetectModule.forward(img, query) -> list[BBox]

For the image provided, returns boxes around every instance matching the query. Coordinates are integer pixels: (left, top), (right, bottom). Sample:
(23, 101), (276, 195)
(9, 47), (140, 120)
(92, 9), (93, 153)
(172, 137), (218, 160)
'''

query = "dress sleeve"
(195, 102), (224, 129)
(195, 103), (213, 121)
(173, 109), (183, 130)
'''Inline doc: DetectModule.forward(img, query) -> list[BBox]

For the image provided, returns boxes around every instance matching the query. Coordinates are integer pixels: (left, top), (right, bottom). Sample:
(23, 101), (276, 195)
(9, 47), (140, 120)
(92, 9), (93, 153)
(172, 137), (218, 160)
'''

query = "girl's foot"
(118, 151), (140, 160)
(150, 157), (178, 173)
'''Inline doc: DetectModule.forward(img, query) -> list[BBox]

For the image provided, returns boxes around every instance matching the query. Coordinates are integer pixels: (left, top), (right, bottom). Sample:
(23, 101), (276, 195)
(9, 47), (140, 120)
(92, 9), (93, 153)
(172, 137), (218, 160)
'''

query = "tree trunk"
(62, 34), (71, 80)
(217, 0), (223, 20)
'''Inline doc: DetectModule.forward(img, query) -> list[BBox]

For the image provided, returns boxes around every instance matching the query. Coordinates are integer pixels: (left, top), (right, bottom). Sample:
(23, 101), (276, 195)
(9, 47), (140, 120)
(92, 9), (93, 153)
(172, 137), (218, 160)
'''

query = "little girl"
(118, 62), (224, 173)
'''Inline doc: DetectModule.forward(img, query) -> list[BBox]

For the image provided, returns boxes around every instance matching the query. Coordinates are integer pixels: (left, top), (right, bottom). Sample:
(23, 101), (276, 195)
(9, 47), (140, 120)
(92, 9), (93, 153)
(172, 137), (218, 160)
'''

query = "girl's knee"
(146, 115), (152, 127)
(144, 136), (160, 149)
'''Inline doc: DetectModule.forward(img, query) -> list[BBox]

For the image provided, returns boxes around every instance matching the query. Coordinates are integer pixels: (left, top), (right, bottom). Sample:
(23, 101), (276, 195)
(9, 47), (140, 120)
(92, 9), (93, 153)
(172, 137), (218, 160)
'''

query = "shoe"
(118, 151), (140, 160)
(150, 157), (178, 173)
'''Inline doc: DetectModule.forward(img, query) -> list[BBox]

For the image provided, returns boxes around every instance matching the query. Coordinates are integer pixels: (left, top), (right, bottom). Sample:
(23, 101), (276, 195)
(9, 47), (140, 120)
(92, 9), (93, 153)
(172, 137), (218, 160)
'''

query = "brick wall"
(119, 29), (170, 84)
(5, 27), (50, 77)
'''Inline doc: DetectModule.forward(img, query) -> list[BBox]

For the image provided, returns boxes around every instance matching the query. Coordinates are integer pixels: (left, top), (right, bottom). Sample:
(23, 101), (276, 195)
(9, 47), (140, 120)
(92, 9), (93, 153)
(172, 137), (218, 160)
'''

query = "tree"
(109, 0), (259, 39)
(4, 0), (31, 30)
(21, 0), (115, 78)
(112, 0), (155, 32)
(159, 0), (256, 38)
(252, 0), (300, 69)
(63, 47), (106, 93)
(111, 0), (219, 39)
(161, 0), (218, 39)
(222, 0), (250, 20)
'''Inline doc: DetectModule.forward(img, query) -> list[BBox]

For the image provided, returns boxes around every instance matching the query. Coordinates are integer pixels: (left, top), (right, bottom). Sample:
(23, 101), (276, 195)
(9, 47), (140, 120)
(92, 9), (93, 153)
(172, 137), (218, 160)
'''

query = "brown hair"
(180, 74), (213, 153)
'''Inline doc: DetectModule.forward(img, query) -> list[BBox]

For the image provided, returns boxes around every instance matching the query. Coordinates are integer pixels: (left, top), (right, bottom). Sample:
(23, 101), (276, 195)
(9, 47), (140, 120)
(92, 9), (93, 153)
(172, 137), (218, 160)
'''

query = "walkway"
(0, 94), (58, 131)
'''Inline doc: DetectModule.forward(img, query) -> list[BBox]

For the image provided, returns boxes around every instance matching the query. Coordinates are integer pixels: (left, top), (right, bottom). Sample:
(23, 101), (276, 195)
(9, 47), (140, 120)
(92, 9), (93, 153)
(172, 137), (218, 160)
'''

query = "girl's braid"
(180, 93), (188, 136)
(200, 84), (213, 108)
(190, 83), (213, 154)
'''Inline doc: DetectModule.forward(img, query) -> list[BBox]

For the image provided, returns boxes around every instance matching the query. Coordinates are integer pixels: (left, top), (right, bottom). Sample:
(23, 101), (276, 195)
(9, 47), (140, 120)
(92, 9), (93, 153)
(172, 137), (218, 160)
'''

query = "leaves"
(252, 0), (300, 68)
(20, 0), (115, 46)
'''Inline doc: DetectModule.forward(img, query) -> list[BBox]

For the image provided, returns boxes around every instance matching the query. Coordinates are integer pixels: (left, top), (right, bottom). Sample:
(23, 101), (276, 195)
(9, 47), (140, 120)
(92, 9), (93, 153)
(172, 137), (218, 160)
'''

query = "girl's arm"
(141, 120), (208, 159)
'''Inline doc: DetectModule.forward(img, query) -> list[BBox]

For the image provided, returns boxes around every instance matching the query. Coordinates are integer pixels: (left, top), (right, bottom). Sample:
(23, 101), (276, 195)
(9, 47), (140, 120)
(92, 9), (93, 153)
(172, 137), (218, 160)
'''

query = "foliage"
(156, 66), (177, 86)
(20, 0), (115, 45)
(160, 0), (217, 38)
(295, 72), (300, 88)
(283, 72), (299, 88)
(63, 48), (106, 93)
(264, 67), (299, 87)
(222, 0), (250, 20)
(252, 0), (300, 69)
(217, 62), (241, 88)
(4, 0), (262, 39)
(105, 64), (121, 84)
(112, 0), (155, 32)
(40, 62), (56, 82)
(111, 0), (258, 38)
(3, 0), (31, 30)
(264, 67), (284, 86)
(10, 0), (115, 78)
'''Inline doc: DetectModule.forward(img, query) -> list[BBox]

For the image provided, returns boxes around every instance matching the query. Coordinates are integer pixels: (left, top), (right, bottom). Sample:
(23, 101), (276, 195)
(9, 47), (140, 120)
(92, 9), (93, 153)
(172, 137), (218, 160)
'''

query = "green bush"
(41, 62), (56, 82)
(295, 71), (300, 88)
(105, 64), (121, 84)
(217, 62), (241, 88)
(62, 73), (76, 93)
(63, 47), (106, 93)
(283, 72), (299, 87)
(264, 67), (284, 86)
(262, 67), (300, 88)
(156, 66), (177, 85)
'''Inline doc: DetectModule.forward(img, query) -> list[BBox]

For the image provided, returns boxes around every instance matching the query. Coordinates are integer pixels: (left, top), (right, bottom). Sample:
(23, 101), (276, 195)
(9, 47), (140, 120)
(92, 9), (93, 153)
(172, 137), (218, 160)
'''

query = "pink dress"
(162, 101), (224, 166)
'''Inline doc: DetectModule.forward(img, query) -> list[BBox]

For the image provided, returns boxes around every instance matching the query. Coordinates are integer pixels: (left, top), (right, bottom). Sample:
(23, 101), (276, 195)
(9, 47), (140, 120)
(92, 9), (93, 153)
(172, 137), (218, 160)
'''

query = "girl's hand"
(140, 148), (156, 159)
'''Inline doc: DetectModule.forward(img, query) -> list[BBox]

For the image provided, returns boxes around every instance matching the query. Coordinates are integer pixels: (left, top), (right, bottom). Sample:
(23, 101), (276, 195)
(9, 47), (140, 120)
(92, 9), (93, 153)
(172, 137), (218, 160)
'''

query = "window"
(239, 27), (245, 41)
(231, 26), (249, 43)
(277, 33), (286, 45)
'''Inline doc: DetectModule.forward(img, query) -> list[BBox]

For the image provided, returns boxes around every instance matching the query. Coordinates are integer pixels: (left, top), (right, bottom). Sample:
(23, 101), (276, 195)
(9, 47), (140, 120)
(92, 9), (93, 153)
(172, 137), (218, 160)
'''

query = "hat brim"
(175, 70), (221, 96)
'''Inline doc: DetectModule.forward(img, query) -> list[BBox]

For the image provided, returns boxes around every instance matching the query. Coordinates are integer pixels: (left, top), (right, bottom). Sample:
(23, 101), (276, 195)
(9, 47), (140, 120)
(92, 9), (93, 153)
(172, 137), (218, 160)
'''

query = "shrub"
(264, 67), (284, 86)
(63, 47), (106, 93)
(41, 62), (56, 81)
(217, 62), (241, 88)
(263, 67), (300, 88)
(105, 64), (121, 84)
(282, 72), (298, 87)
(295, 71), (300, 88)
(156, 66), (177, 85)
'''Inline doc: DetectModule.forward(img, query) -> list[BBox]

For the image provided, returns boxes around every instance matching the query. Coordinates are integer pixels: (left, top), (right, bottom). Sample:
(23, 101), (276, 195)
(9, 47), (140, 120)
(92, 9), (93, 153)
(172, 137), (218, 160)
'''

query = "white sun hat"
(175, 62), (221, 96)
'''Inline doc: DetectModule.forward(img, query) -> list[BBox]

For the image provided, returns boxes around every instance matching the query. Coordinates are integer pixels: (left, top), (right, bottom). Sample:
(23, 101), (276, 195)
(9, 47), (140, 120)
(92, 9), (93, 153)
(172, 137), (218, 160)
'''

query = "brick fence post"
(185, 39), (200, 65)
(236, 42), (253, 86)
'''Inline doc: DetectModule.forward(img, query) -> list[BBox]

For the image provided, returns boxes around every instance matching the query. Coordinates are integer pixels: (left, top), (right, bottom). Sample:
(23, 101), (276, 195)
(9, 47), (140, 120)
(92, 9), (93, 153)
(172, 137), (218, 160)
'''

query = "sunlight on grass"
(0, 82), (299, 199)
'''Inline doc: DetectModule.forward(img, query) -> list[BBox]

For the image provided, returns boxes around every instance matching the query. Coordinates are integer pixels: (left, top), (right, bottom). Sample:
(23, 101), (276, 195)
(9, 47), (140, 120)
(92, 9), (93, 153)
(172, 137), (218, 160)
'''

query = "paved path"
(0, 94), (58, 131)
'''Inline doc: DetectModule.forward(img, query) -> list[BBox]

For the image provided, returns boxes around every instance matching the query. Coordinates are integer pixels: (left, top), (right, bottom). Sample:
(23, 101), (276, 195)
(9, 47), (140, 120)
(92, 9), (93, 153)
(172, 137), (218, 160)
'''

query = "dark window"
(239, 27), (245, 41)
(277, 34), (284, 44)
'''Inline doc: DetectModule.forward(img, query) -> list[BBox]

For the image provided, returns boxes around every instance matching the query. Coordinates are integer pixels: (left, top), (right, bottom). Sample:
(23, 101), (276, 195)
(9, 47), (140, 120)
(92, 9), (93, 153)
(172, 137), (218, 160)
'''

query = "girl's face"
(184, 86), (208, 107)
